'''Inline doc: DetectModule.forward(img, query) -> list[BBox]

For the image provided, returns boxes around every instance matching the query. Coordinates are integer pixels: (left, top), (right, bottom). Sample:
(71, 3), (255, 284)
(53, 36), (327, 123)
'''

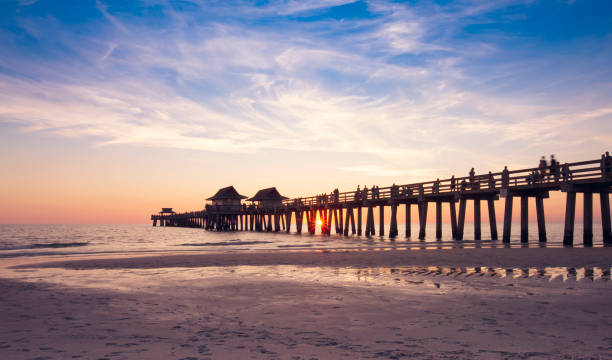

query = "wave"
(0, 242), (90, 251)
(179, 241), (272, 247)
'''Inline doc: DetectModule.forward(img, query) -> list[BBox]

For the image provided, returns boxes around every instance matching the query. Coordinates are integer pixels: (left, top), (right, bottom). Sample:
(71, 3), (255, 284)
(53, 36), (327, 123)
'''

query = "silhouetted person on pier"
(391, 183), (399, 198)
(469, 168), (475, 185)
(488, 171), (495, 189)
(526, 170), (538, 185)
(549, 154), (559, 182)
(433, 178), (440, 194)
(539, 156), (547, 180)
(460, 180), (467, 191)
(501, 166), (509, 188)
(418, 183), (424, 196)
(450, 175), (456, 191)
(363, 186), (369, 201)
(333, 188), (339, 203)
(561, 163), (571, 182)
(355, 185), (361, 201)
(603, 152), (612, 180)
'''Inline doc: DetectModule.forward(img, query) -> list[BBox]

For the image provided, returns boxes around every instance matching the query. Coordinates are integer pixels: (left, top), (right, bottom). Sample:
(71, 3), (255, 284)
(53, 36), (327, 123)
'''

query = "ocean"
(0, 222), (607, 259)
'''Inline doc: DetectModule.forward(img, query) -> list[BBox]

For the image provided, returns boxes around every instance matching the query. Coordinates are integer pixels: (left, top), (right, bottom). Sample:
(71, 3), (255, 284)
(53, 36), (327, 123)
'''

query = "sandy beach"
(1, 247), (612, 359)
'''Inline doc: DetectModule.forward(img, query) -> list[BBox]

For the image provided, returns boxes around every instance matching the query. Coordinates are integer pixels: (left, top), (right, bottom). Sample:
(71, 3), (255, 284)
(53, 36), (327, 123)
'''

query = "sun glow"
(316, 218), (323, 226)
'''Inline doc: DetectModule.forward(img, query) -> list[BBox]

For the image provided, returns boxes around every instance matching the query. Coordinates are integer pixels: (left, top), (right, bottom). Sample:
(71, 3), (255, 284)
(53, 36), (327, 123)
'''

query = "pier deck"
(151, 157), (612, 245)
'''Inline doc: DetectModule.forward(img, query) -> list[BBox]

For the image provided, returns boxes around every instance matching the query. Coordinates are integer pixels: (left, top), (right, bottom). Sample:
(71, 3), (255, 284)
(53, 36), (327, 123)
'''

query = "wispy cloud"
(1, 0), (611, 174)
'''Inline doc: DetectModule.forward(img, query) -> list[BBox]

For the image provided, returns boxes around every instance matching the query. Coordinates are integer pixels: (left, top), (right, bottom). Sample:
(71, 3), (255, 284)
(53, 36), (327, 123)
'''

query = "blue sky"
(1, 0), (612, 221)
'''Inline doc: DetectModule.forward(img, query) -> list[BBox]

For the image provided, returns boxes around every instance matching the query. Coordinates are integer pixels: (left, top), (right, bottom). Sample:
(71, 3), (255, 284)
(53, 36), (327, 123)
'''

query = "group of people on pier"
(288, 152), (612, 208)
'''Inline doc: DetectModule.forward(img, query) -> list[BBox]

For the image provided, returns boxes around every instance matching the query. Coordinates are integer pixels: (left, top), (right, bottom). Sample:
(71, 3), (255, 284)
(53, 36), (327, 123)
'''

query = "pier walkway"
(151, 156), (612, 246)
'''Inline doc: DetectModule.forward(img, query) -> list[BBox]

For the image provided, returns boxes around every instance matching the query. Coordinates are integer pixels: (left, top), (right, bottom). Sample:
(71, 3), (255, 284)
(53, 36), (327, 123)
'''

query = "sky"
(0, 0), (611, 224)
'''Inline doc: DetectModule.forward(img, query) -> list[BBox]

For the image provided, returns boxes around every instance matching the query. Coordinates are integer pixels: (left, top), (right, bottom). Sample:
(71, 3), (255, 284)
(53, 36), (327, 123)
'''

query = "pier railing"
(282, 159), (606, 207)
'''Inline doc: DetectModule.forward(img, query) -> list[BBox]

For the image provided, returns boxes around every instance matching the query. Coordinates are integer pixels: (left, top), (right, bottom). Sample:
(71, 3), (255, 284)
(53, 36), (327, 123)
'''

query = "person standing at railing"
(488, 171), (495, 189)
(502, 166), (510, 188)
(469, 168), (475, 186)
(450, 175), (456, 191)
(603, 152), (612, 180)
(391, 183), (399, 198)
(549, 154), (559, 182)
(355, 185), (361, 202)
(433, 179), (440, 194)
(538, 156), (547, 181)
(363, 186), (369, 201)
(562, 163), (571, 182)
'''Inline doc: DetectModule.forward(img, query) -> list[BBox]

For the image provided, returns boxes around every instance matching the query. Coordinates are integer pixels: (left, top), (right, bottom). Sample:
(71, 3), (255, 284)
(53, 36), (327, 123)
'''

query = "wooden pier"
(151, 156), (612, 245)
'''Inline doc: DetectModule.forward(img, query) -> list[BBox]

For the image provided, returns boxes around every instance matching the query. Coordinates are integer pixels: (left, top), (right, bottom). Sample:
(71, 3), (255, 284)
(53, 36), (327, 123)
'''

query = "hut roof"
(206, 186), (247, 200)
(247, 187), (289, 201)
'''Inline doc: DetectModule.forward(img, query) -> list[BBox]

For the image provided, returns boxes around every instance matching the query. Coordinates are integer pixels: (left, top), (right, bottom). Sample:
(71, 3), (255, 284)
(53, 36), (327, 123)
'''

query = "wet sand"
(1, 247), (612, 359)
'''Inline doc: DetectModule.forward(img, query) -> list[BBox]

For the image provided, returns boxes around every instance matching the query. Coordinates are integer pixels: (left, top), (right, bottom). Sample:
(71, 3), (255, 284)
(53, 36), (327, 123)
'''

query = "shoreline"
(10, 246), (612, 270)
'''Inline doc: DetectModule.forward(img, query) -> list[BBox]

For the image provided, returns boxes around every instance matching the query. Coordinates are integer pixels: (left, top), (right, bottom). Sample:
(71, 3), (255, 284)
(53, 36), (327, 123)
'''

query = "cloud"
(1, 0), (611, 172)
(274, 0), (360, 15)
(95, 0), (127, 33)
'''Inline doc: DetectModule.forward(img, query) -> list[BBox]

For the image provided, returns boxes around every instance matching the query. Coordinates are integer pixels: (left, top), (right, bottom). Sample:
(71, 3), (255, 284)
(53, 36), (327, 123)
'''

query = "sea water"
(0, 222), (607, 259)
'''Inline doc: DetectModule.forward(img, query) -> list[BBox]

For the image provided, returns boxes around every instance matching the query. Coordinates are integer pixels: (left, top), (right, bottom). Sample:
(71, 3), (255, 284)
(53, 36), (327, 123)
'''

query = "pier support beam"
(602, 191), (612, 244)
(520, 196), (528, 243)
(286, 211), (292, 233)
(274, 213), (281, 232)
(327, 208), (333, 235)
(457, 199), (466, 241)
(296, 211), (303, 234)
(333, 209), (340, 234)
(357, 207), (362, 236)
(535, 196), (546, 242)
(379, 205), (385, 237)
(450, 200), (457, 239)
(366, 206), (375, 236)
(502, 195), (513, 243)
(281, 213), (285, 231)
(405, 204), (411, 237)
(584, 192), (593, 246)
(308, 210), (316, 234)
(389, 204), (398, 238)
(418, 202), (428, 240)
(474, 199), (481, 240)
(487, 199), (498, 240)
(344, 208), (350, 236)
(563, 192), (576, 246)
(267, 214), (273, 232)
(435, 201), (442, 239)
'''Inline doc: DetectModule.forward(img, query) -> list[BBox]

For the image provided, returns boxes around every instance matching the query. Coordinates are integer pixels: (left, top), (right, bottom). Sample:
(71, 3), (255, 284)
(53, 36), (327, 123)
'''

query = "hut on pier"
(247, 187), (289, 209)
(206, 186), (247, 212)
(159, 208), (175, 215)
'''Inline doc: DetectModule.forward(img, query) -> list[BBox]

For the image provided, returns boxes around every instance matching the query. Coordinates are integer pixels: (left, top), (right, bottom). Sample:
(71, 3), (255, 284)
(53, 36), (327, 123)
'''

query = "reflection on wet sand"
(354, 265), (612, 283)
(296, 239), (612, 254)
